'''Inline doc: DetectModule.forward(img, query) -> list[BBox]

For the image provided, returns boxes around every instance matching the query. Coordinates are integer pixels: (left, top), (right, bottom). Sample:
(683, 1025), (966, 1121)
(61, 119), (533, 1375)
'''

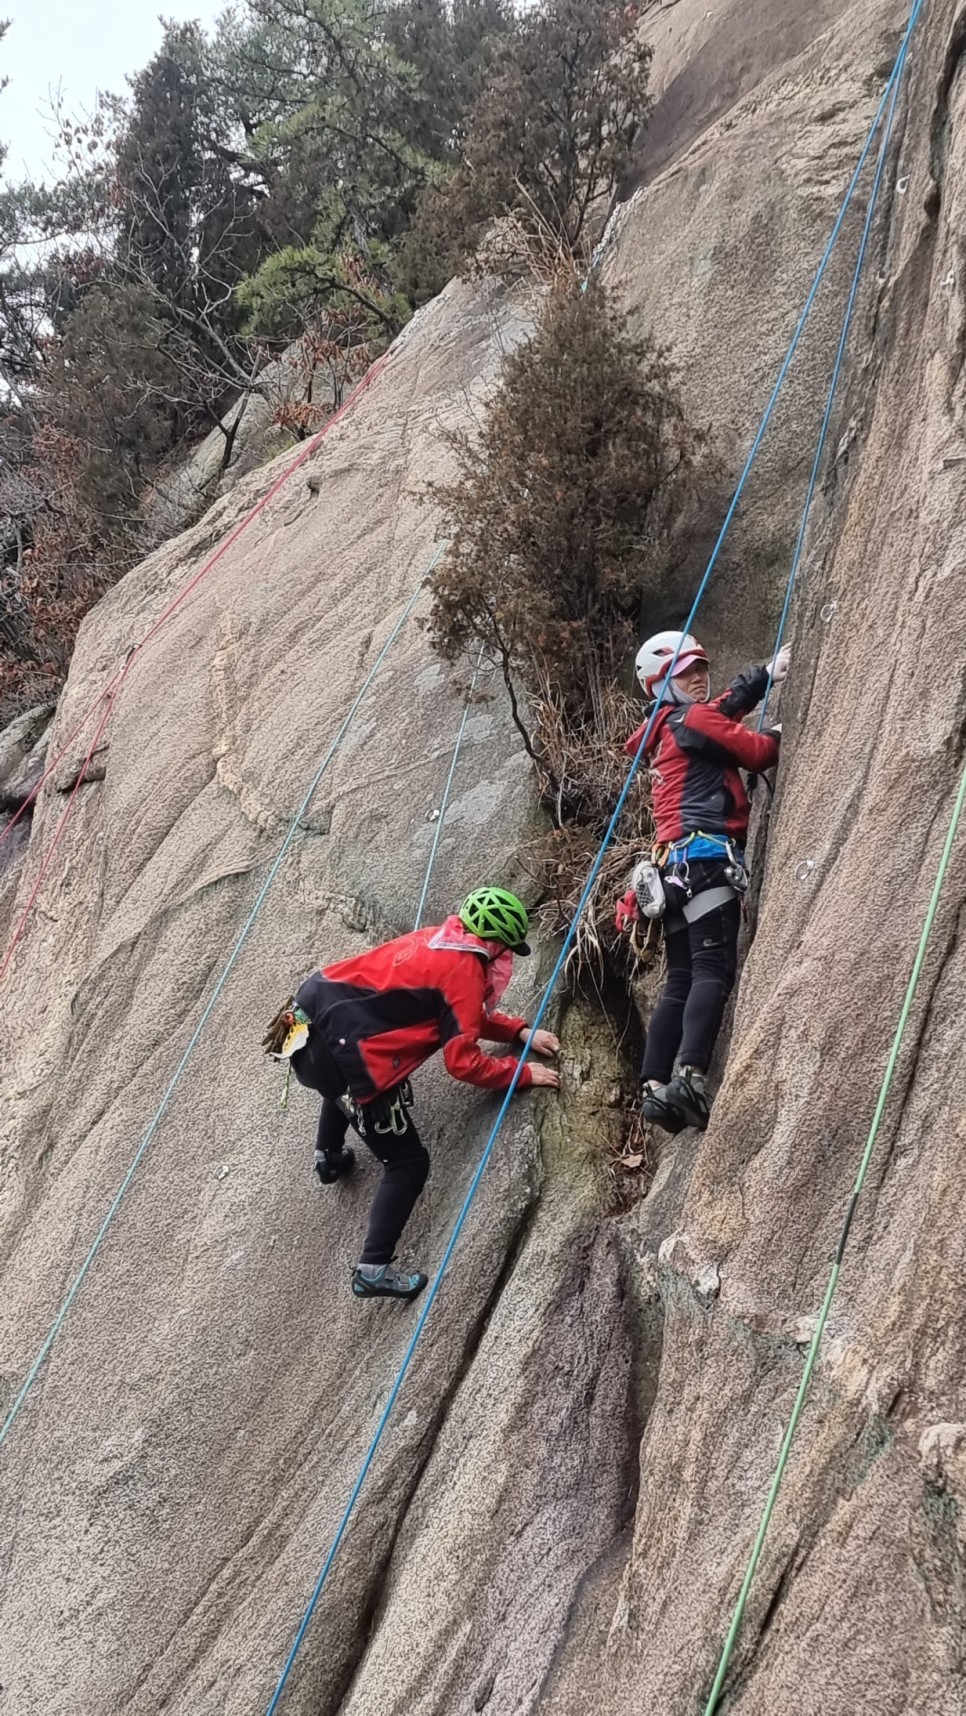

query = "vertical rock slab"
(542, 4), (966, 1713)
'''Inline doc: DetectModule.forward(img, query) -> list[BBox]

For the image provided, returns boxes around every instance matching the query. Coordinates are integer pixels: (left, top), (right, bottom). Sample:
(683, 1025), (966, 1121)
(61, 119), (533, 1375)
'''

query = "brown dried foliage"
(427, 269), (712, 980)
(0, 421), (129, 717)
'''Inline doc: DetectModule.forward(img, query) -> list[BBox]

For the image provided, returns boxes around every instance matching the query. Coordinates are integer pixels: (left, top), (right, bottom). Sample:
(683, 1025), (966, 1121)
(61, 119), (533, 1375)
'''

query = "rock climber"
(264, 888), (559, 1302)
(616, 631), (790, 1134)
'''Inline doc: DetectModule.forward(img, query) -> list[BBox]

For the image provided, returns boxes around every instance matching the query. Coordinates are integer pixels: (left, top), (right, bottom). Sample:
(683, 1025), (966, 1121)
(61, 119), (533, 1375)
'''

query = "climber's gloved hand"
(615, 890), (640, 935)
(766, 644), (791, 684)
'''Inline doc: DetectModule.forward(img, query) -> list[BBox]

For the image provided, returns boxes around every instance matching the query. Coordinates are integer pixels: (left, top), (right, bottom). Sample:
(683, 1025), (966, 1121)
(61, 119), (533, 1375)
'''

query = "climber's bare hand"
(527, 1064), (561, 1090)
(520, 1027), (559, 1058)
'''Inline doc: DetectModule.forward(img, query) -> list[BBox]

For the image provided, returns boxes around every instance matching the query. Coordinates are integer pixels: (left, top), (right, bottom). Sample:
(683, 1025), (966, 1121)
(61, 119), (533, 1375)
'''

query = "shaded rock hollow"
(3, 2), (966, 1714)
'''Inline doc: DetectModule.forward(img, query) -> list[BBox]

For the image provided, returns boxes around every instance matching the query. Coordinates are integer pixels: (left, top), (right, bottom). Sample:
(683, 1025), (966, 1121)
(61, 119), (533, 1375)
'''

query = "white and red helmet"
(635, 630), (709, 697)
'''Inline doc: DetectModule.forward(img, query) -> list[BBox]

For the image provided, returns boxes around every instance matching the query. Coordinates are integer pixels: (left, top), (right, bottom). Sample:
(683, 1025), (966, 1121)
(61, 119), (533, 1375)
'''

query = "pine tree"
(400, 0), (652, 296)
(386, 0), (518, 160)
(116, 22), (258, 333)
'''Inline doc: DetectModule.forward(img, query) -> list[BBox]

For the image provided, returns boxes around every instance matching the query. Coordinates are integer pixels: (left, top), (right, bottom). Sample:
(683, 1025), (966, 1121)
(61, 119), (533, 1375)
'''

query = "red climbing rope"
(1, 348), (392, 856)
(0, 687), (118, 983)
(0, 348), (393, 979)
(0, 669), (125, 853)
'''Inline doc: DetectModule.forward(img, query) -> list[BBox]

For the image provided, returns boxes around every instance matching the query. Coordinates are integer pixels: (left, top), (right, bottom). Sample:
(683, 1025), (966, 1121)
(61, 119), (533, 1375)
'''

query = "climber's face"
(673, 661), (711, 703)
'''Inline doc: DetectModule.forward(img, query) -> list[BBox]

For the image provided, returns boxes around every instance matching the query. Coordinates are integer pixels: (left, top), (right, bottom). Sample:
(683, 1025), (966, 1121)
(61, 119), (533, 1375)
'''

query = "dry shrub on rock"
(427, 268), (712, 972)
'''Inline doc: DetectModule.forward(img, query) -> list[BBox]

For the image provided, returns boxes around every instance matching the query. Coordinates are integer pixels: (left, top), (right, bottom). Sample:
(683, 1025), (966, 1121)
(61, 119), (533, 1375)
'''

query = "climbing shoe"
(641, 1081), (687, 1136)
(664, 1066), (711, 1132)
(351, 1263), (429, 1303)
(314, 1146), (355, 1186)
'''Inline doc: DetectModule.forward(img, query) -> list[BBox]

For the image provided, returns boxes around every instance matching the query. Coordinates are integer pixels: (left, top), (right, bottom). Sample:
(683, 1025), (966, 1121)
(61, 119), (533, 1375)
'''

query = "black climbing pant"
(290, 975), (431, 1264)
(316, 1095), (430, 1266)
(642, 863), (741, 1082)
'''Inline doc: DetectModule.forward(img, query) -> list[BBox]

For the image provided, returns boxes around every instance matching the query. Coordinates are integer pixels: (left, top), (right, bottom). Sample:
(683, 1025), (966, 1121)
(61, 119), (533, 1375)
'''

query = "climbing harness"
(631, 833), (748, 929)
(663, 832), (749, 896)
(656, 833), (750, 923)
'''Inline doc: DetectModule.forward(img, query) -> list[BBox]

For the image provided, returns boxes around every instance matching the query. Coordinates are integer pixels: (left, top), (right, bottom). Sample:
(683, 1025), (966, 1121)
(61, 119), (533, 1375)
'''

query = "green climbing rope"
(703, 747), (966, 1713)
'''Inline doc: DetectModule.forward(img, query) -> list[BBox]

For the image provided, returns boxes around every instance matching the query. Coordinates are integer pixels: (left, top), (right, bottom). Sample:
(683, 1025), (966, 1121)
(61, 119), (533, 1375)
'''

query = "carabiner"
(373, 1094), (409, 1136)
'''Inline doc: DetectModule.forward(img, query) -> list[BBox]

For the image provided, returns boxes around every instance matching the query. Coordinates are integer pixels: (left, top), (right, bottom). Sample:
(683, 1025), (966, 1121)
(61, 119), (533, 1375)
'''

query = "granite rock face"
(3, 3), (965, 1714)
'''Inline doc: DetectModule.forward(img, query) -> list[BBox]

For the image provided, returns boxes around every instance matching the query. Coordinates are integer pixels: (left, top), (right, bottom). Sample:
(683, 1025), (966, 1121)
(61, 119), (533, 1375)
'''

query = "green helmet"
(459, 887), (531, 955)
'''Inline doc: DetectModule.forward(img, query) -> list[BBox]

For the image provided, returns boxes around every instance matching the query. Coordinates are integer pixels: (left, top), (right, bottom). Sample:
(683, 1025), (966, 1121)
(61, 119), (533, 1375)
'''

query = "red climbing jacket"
(625, 666), (780, 845)
(310, 918), (533, 1103)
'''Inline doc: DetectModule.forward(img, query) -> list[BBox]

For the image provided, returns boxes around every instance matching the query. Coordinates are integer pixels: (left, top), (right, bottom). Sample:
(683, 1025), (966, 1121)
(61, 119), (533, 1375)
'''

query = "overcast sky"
(2, 0), (227, 184)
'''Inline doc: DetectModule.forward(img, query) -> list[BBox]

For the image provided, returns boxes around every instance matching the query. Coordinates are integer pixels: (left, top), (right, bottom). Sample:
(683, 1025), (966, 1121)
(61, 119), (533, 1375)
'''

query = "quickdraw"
(369, 1079), (415, 1137)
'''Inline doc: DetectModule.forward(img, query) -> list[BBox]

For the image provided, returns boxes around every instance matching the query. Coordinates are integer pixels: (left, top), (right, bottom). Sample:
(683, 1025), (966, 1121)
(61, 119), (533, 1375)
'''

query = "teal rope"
(0, 552), (442, 1451)
(413, 646), (487, 931)
(703, 8), (926, 1698)
(703, 747), (964, 1714)
(655, 59), (909, 656)
(759, 5), (920, 729)
(701, 18), (928, 1699)
(261, 62), (919, 1708)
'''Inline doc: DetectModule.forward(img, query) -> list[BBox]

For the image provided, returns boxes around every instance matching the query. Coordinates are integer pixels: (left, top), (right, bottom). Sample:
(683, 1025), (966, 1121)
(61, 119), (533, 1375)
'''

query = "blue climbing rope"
(261, 45), (918, 1710)
(759, 2), (922, 728)
(413, 645), (488, 931)
(0, 551), (443, 1451)
(703, 5), (927, 1709)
